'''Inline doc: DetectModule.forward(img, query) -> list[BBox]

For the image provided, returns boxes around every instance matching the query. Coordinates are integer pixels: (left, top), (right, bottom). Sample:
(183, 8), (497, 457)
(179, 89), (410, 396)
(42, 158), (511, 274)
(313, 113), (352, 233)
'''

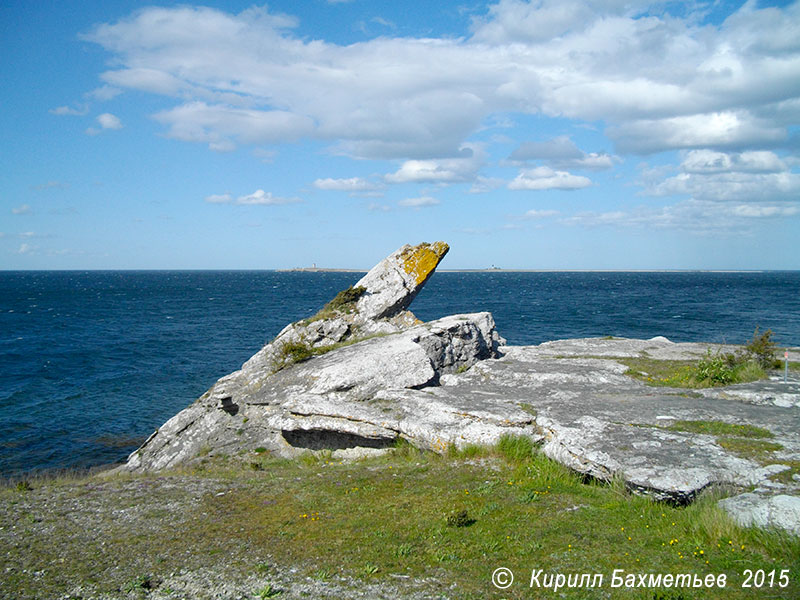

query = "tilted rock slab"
(124, 312), (509, 471)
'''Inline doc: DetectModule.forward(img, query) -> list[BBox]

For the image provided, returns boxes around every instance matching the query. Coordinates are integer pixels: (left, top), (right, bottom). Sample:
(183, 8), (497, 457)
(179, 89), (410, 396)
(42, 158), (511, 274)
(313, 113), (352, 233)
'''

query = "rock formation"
(123, 242), (800, 535)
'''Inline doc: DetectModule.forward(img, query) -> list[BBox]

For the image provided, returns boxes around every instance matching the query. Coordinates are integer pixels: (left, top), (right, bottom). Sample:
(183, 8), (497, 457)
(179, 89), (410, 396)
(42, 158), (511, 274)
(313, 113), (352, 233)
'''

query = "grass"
(769, 460), (800, 484)
(2, 436), (798, 599)
(272, 332), (391, 372)
(666, 421), (774, 439)
(667, 420), (784, 465)
(620, 328), (785, 389)
(717, 438), (784, 463)
(303, 285), (366, 323)
(619, 355), (768, 389)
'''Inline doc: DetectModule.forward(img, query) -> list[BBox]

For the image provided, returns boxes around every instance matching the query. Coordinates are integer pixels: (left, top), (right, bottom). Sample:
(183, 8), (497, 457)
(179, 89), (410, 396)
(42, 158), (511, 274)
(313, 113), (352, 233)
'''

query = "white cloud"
(731, 204), (800, 218)
(236, 189), (301, 205)
(385, 145), (486, 184)
(608, 112), (787, 154)
(313, 177), (382, 192)
(205, 190), (301, 205)
(86, 113), (123, 135)
(398, 196), (440, 208)
(49, 104), (89, 116)
(645, 150), (800, 203)
(510, 136), (619, 170)
(97, 113), (123, 130)
(16, 243), (36, 255)
(153, 102), (314, 151)
(680, 150), (788, 174)
(80, 2), (800, 161)
(11, 204), (32, 215)
(509, 166), (591, 191)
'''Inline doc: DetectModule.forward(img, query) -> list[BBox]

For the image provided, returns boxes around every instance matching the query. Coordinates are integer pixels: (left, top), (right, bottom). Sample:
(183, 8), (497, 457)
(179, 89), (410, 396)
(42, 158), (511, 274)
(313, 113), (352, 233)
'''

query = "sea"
(2, 270), (799, 478)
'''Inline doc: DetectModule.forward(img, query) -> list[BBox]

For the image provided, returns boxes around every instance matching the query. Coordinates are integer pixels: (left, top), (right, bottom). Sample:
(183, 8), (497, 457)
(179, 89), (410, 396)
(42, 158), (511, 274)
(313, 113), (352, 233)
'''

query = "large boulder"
(123, 312), (508, 472)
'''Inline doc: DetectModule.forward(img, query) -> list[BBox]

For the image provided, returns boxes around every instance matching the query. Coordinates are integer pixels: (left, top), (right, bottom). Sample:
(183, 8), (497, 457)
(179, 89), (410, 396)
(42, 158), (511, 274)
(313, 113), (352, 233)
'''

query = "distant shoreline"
(279, 268), (768, 274)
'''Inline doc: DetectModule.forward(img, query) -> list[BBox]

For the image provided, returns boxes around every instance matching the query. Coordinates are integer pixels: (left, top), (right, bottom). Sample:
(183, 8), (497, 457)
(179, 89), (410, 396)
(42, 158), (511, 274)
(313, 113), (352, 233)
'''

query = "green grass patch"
(717, 438), (784, 463)
(2, 444), (798, 599)
(618, 357), (699, 387)
(619, 354), (768, 389)
(667, 420), (774, 439)
(620, 329), (783, 389)
(666, 421), (782, 464)
(769, 460), (800, 484)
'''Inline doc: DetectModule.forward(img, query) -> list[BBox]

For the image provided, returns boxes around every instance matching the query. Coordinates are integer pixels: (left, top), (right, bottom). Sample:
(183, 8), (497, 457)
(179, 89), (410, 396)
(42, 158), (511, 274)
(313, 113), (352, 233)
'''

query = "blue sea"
(2, 270), (799, 477)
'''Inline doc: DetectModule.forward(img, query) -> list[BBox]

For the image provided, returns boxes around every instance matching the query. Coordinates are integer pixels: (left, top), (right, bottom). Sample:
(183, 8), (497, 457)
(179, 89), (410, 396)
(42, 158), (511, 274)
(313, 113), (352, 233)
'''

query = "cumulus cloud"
(645, 150), (800, 203)
(398, 196), (440, 208)
(509, 166), (591, 190)
(86, 113), (123, 135)
(205, 190), (301, 205)
(78, 1), (800, 165)
(385, 145), (486, 184)
(97, 113), (123, 129)
(510, 136), (619, 170)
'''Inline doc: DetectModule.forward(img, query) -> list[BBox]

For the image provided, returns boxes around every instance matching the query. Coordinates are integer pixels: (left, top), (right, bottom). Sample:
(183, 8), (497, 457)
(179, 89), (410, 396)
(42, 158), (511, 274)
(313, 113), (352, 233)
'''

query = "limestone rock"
(123, 312), (507, 472)
(354, 241), (449, 320)
(719, 493), (800, 535)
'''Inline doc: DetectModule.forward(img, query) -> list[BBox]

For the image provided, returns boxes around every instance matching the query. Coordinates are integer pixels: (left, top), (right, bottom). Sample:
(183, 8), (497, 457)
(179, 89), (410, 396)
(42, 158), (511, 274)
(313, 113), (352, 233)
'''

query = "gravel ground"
(0, 473), (453, 600)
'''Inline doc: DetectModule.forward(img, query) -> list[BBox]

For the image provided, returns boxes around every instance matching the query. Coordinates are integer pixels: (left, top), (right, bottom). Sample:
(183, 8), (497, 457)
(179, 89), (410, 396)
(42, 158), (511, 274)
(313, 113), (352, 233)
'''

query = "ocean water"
(1, 270), (799, 477)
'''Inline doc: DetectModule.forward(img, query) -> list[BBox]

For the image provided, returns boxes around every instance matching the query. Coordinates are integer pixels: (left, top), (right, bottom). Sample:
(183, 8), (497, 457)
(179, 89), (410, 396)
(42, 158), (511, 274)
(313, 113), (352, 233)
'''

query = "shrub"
(279, 340), (313, 364)
(306, 285), (367, 322)
(326, 285), (366, 311)
(744, 327), (779, 369)
(695, 350), (737, 385)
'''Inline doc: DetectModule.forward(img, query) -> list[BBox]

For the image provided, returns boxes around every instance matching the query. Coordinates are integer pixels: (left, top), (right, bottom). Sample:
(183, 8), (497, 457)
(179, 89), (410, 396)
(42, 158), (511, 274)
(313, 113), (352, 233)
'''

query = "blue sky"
(2, 0), (799, 270)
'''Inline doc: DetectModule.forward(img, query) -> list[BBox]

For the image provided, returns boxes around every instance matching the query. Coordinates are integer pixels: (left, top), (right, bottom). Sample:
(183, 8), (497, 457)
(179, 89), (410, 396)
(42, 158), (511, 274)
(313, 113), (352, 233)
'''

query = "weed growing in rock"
(305, 285), (366, 323)
(256, 583), (282, 598)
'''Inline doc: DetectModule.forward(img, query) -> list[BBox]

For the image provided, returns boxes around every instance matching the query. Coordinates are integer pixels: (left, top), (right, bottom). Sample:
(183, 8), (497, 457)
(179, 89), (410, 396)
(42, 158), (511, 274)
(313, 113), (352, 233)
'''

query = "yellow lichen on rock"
(400, 241), (450, 285)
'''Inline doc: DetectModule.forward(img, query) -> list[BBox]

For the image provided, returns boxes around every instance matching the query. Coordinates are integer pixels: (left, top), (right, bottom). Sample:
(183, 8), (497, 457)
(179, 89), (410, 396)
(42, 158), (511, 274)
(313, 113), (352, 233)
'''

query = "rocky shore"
(120, 242), (800, 535)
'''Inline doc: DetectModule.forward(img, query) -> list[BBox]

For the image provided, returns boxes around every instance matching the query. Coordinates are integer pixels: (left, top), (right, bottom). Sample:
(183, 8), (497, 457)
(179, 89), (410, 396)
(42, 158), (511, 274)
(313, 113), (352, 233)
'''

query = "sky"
(2, 0), (800, 270)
